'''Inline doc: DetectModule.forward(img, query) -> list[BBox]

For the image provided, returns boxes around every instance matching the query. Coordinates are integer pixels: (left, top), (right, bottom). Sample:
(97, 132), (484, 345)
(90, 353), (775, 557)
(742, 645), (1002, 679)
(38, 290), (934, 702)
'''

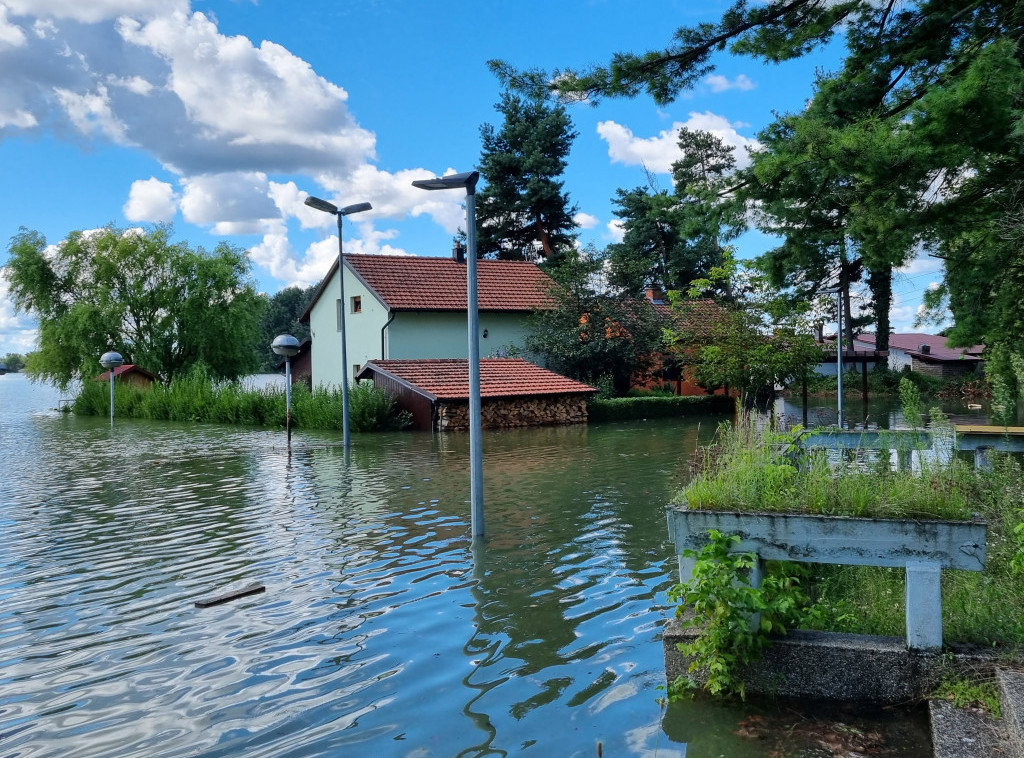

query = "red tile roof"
(93, 364), (159, 382)
(302, 254), (556, 320)
(854, 333), (984, 362)
(651, 299), (730, 339)
(356, 358), (596, 400)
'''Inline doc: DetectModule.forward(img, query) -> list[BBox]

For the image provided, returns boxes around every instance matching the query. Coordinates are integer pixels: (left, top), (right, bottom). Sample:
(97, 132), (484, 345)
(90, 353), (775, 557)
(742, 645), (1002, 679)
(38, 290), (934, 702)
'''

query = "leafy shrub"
(587, 395), (734, 421)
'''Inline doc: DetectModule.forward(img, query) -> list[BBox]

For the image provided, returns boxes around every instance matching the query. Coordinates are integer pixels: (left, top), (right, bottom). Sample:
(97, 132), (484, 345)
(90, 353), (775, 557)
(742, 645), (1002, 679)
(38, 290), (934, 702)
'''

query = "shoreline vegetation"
(70, 368), (735, 430)
(667, 416), (1024, 700)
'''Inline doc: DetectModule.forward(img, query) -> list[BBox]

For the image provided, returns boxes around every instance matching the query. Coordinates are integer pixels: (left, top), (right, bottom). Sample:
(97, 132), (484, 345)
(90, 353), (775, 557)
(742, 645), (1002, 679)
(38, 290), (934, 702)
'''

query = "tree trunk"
(868, 264), (892, 352)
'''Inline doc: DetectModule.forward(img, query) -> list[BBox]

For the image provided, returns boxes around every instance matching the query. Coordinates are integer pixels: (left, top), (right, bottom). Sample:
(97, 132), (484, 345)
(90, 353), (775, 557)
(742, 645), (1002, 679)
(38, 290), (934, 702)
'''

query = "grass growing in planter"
(74, 369), (410, 432)
(676, 419), (974, 520)
(674, 420), (1024, 648)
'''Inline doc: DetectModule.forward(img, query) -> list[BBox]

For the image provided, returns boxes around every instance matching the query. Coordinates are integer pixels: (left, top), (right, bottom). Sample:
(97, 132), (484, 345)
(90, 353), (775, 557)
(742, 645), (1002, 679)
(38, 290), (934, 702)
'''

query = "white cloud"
(705, 74), (756, 93)
(0, 274), (38, 355)
(123, 177), (178, 221)
(574, 212), (599, 229)
(179, 172), (277, 230)
(5, 0), (179, 25)
(0, 6), (27, 47)
(606, 219), (625, 243)
(597, 111), (760, 173)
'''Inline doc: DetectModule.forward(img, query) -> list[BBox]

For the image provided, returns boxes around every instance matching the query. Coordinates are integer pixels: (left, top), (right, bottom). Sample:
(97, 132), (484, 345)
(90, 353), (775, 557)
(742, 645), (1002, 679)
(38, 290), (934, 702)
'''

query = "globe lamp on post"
(411, 170), (484, 538)
(303, 195), (372, 450)
(272, 334), (301, 448)
(99, 351), (124, 426)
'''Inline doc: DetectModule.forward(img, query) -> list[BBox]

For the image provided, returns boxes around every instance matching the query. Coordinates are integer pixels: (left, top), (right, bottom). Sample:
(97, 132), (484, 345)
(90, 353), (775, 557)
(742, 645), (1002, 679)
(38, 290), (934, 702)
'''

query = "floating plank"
(194, 583), (266, 608)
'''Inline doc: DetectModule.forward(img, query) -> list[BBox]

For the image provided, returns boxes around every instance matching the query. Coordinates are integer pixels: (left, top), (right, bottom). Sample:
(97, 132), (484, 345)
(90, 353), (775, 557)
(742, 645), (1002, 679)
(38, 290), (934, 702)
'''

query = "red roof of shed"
(302, 254), (556, 321)
(94, 364), (159, 382)
(356, 358), (596, 400)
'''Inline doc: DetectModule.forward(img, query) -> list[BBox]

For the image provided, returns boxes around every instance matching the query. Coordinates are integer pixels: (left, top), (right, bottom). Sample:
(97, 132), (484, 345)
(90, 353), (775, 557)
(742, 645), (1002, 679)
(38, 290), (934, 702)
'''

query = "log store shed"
(355, 358), (597, 431)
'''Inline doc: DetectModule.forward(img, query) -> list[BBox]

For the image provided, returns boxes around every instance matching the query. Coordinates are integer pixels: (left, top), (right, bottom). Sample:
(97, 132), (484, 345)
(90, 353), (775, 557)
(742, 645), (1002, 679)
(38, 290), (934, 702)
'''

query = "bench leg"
(906, 560), (942, 651)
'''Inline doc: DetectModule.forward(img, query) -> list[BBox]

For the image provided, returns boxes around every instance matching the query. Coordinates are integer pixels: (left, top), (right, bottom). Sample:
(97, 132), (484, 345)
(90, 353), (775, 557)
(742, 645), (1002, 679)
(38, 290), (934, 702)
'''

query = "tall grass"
(676, 419), (1024, 647)
(74, 366), (410, 432)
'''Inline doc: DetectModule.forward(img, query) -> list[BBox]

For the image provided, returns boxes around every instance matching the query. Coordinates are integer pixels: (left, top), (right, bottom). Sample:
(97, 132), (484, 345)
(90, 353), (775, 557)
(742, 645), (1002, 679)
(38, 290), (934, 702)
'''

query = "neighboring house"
(356, 358), (596, 431)
(813, 334), (888, 377)
(274, 339), (312, 386)
(854, 333), (984, 379)
(300, 250), (555, 389)
(636, 289), (733, 396)
(93, 364), (159, 388)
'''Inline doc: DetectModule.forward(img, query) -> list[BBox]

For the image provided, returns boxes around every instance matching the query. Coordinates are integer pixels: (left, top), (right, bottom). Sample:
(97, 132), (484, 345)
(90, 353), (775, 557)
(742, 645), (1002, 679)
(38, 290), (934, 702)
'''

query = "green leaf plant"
(666, 530), (809, 700)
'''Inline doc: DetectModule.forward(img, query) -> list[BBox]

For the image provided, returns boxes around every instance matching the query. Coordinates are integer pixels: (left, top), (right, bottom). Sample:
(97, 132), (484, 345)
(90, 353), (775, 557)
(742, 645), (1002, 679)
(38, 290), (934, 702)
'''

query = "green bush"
(587, 394), (734, 422)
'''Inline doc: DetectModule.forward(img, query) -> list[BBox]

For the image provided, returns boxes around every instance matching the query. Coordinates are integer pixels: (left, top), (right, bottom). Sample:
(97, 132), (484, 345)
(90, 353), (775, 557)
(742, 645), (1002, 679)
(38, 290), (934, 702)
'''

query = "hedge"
(587, 395), (735, 422)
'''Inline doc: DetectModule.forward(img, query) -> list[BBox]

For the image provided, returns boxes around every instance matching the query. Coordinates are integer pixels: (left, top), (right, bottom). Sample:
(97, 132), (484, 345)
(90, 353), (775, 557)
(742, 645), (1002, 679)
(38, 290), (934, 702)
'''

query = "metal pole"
(465, 190), (484, 537)
(837, 290), (844, 428)
(285, 356), (293, 448)
(109, 371), (115, 426)
(337, 214), (351, 449)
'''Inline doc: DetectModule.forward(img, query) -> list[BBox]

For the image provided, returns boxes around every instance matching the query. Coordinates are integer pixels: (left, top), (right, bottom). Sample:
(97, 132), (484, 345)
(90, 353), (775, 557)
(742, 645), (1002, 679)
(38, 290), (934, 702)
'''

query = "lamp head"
(272, 334), (301, 358)
(411, 171), (479, 195)
(304, 195), (339, 215)
(339, 202), (372, 216)
(99, 351), (124, 370)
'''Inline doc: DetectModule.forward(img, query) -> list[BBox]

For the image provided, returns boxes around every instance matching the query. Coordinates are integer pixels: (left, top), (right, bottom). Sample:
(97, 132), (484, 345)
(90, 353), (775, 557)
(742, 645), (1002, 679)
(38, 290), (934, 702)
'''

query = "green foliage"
(932, 674), (1002, 716)
(72, 371), (410, 432)
(525, 245), (665, 395)
(476, 90), (578, 263)
(667, 530), (810, 700)
(0, 353), (26, 372)
(587, 394), (733, 422)
(5, 225), (264, 390)
(256, 285), (316, 371)
(899, 377), (923, 428)
(678, 420), (974, 520)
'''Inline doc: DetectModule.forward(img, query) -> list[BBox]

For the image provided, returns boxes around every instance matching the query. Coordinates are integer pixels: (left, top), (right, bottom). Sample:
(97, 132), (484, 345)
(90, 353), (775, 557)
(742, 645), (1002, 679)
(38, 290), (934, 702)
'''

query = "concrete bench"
(667, 508), (986, 651)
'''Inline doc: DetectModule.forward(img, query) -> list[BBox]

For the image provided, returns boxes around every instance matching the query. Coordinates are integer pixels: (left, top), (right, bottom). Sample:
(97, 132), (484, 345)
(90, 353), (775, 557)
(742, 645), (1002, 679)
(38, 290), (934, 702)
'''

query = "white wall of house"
(852, 338), (911, 371)
(309, 263), (536, 388)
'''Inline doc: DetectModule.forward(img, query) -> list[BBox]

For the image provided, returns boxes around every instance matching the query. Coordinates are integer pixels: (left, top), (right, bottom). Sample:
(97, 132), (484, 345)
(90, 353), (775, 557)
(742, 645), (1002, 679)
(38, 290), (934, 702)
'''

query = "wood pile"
(437, 396), (588, 430)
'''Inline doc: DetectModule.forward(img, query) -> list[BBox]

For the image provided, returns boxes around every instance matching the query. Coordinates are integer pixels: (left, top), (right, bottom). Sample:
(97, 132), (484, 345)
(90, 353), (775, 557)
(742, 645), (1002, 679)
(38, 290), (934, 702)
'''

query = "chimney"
(919, 343), (931, 355)
(452, 240), (466, 264)
(644, 286), (665, 304)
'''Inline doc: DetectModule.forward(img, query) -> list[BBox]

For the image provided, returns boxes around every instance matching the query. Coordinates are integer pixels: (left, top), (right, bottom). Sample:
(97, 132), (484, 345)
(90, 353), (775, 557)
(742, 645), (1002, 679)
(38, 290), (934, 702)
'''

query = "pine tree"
(476, 91), (579, 263)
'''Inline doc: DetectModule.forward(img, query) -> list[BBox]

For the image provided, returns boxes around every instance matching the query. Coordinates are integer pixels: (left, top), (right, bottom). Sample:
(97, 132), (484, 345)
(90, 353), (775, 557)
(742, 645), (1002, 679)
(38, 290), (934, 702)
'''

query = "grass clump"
(587, 394), (733, 422)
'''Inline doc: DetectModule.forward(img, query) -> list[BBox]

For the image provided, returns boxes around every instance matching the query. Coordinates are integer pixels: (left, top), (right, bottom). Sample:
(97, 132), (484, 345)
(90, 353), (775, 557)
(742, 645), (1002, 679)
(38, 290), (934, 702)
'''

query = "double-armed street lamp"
(303, 196), (373, 449)
(411, 171), (484, 538)
(99, 351), (124, 426)
(272, 334), (301, 448)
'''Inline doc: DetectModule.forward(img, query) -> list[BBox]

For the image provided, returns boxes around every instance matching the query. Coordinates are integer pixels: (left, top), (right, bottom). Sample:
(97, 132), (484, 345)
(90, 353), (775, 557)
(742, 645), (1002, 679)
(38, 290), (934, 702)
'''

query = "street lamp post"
(303, 196), (372, 449)
(411, 171), (484, 538)
(99, 351), (124, 426)
(272, 334), (301, 448)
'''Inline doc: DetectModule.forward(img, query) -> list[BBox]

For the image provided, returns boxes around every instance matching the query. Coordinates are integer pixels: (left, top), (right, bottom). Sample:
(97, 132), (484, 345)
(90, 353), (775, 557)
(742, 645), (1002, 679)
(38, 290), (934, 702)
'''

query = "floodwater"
(0, 374), (931, 757)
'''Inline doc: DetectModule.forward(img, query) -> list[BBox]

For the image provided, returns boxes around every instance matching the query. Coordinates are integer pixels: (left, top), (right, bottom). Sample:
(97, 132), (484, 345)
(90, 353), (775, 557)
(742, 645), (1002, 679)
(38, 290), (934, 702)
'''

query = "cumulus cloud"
(705, 74), (756, 92)
(606, 219), (625, 244)
(123, 177), (177, 221)
(0, 1), (488, 289)
(0, 274), (38, 355)
(574, 212), (599, 229)
(597, 111), (760, 173)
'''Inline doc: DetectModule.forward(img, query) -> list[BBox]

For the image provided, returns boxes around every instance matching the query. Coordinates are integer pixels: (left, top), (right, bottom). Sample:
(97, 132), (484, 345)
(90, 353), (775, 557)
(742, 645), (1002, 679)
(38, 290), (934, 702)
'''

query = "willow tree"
(5, 225), (264, 389)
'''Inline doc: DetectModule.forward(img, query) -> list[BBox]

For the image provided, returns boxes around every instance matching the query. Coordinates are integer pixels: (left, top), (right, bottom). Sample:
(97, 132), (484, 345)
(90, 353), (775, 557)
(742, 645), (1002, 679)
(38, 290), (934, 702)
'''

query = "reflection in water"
(0, 375), (929, 757)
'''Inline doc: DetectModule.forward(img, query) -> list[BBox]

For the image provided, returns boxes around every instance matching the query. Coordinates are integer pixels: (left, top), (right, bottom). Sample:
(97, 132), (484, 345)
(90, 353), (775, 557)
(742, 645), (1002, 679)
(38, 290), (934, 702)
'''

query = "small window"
(353, 364), (361, 376)
(336, 299), (342, 331)
(351, 296), (362, 314)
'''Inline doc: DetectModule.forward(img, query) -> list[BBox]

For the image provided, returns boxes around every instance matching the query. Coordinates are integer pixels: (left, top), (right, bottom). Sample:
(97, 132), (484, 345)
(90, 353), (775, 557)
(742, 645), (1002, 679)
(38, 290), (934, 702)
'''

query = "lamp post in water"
(411, 170), (484, 538)
(303, 195), (372, 450)
(99, 351), (124, 426)
(272, 334), (301, 448)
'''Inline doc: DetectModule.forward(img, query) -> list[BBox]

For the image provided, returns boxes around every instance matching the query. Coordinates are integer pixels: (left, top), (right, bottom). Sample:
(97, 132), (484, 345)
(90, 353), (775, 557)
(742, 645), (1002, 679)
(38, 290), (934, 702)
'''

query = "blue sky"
(0, 0), (946, 356)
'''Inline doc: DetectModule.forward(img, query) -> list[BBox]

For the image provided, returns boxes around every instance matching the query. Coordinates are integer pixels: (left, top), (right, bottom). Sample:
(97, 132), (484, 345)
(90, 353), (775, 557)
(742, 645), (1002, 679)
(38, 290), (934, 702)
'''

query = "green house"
(300, 251), (555, 390)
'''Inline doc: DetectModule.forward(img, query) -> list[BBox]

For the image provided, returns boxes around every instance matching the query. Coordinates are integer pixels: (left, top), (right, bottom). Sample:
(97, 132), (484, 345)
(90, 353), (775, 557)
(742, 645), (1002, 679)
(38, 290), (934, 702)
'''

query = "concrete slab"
(929, 700), (1010, 758)
(663, 618), (1002, 704)
(998, 668), (1024, 757)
